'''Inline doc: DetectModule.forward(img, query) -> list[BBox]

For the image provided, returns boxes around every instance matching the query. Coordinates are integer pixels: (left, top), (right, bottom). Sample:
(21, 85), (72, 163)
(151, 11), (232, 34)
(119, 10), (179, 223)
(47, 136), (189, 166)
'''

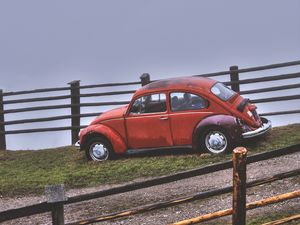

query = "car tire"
(200, 127), (232, 154)
(85, 137), (115, 161)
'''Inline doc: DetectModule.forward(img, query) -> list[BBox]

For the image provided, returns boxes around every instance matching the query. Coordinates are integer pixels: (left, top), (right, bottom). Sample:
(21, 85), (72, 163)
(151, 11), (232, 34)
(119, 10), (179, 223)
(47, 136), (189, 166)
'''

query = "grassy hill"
(0, 124), (300, 197)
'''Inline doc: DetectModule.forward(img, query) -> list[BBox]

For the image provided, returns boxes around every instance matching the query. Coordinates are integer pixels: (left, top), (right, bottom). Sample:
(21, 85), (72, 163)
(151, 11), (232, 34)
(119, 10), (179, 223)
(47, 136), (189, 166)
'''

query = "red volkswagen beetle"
(77, 77), (271, 161)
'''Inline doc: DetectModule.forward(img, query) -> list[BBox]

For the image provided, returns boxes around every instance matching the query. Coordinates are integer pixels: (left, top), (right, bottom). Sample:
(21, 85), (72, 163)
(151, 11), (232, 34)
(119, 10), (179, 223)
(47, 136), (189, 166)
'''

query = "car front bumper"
(242, 118), (272, 139)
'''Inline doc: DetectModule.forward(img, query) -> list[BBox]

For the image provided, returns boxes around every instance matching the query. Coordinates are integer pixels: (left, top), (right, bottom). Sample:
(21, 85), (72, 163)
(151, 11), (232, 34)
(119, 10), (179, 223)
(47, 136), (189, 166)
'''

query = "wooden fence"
(1, 60), (300, 150)
(0, 143), (299, 224)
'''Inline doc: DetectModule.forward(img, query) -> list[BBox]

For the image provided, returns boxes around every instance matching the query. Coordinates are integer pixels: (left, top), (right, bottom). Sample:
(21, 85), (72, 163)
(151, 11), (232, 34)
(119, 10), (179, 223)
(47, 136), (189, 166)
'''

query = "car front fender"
(192, 114), (242, 149)
(81, 124), (127, 154)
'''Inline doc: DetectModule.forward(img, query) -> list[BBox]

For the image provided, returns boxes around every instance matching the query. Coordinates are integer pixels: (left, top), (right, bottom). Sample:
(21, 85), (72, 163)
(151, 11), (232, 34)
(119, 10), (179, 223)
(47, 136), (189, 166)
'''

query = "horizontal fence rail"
(1, 126), (86, 135)
(78, 81), (141, 89)
(2, 94), (72, 105)
(240, 83), (300, 95)
(0, 60), (300, 149)
(223, 72), (300, 85)
(1, 143), (299, 223)
(2, 86), (71, 97)
(260, 109), (300, 117)
(67, 168), (300, 225)
(2, 82), (141, 97)
(251, 94), (300, 104)
(1, 101), (129, 114)
(170, 190), (300, 225)
(0, 113), (102, 126)
(79, 90), (136, 98)
(194, 60), (300, 77)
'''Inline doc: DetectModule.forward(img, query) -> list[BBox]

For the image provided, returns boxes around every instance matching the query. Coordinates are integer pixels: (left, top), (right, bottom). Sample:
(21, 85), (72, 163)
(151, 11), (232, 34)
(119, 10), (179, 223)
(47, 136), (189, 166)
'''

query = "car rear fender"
(81, 124), (127, 154)
(192, 114), (242, 149)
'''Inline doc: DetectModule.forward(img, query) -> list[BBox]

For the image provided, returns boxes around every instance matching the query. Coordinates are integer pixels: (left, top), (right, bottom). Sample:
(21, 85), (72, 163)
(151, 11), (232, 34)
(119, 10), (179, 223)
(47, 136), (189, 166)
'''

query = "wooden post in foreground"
(232, 147), (247, 225)
(0, 89), (6, 150)
(45, 184), (66, 225)
(230, 66), (240, 93)
(140, 73), (150, 86)
(68, 80), (80, 145)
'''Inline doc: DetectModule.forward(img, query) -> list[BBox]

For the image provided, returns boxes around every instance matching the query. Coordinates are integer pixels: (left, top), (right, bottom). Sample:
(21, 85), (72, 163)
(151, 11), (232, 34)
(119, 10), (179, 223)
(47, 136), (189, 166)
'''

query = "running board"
(126, 145), (192, 154)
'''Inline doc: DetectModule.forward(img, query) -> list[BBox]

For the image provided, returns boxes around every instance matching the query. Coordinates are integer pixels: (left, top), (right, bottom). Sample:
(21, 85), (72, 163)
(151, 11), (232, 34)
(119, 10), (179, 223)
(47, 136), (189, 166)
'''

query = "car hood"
(90, 105), (128, 125)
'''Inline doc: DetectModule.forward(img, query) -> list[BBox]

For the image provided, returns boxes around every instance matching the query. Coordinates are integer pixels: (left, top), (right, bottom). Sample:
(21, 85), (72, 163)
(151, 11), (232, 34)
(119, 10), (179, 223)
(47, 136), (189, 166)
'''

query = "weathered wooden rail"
(0, 143), (299, 224)
(262, 213), (300, 225)
(170, 190), (300, 225)
(0, 60), (300, 150)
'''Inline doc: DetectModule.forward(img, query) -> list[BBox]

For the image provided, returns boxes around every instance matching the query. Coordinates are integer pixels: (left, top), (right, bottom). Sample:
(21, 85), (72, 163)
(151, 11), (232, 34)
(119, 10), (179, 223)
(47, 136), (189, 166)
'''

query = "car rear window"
(211, 82), (236, 101)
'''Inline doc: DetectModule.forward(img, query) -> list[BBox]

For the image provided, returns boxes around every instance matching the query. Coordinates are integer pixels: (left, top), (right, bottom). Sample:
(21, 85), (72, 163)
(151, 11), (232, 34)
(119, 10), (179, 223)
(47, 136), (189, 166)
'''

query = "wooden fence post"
(230, 66), (240, 92)
(140, 73), (151, 86)
(0, 89), (6, 150)
(68, 80), (80, 145)
(45, 184), (66, 225)
(232, 147), (247, 225)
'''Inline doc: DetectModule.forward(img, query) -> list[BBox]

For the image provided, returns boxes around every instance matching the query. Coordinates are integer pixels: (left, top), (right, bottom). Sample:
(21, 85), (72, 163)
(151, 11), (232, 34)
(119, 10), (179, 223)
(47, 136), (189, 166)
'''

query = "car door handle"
(160, 116), (169, 120)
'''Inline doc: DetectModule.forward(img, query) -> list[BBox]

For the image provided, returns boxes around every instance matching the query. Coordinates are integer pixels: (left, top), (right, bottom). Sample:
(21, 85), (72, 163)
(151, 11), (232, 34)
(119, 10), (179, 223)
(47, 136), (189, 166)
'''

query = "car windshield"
(211, 82), (236, 101)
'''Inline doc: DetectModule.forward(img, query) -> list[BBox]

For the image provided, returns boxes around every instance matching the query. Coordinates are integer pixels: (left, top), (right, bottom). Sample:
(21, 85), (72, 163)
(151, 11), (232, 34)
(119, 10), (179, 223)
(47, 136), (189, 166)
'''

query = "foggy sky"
(0, 0), (300, 149)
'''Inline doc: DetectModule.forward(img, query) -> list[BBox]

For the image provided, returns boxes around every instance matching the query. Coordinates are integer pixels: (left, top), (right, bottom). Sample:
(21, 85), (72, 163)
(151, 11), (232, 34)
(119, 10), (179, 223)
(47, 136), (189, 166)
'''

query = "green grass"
(0, 124), (300, 197)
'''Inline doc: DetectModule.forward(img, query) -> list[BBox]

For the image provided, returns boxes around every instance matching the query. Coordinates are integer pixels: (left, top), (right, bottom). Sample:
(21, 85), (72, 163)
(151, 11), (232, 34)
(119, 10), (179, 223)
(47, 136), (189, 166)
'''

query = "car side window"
(170, 92), (208, 111)
(130, 93), (167, 114)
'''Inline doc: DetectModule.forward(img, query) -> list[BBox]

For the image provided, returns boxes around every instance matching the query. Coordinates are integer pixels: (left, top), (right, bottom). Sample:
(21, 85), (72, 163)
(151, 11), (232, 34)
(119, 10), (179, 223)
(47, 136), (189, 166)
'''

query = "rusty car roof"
(134, 76), (217, 97)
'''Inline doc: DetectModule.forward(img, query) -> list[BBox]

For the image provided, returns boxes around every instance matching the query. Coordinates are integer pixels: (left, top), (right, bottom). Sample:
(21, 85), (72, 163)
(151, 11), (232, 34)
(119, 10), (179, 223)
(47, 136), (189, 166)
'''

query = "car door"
(125, 93), (173, 149)
(169, 91), (212, 146)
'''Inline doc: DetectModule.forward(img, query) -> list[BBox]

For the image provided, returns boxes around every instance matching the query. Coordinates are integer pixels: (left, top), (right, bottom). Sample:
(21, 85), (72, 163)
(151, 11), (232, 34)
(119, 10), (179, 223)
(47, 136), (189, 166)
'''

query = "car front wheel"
(85, 137), (114, 161)
(201, 128), (232, 154)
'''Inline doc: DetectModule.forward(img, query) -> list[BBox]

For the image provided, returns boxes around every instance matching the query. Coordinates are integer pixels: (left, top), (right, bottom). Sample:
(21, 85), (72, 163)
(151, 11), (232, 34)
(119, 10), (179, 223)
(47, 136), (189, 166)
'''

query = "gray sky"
(0, 0), (300, 150)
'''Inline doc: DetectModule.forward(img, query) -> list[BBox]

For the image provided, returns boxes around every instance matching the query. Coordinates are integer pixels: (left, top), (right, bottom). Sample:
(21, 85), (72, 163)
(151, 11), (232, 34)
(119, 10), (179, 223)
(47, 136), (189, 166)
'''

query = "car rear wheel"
(201, 128), (232, 154)
(85, 137), (114, 161)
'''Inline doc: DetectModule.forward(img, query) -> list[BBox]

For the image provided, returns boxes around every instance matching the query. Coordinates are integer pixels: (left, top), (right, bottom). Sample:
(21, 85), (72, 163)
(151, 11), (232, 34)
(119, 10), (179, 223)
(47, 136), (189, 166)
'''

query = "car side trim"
(127, 111), (213, 119)
(126, 145), (192, 154)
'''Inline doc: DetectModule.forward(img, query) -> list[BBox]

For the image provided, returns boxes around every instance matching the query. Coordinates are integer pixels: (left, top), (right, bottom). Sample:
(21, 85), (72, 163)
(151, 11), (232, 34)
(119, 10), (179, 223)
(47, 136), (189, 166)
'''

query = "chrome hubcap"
(205, 131), (227, 153)
(90, 143), (109, 161)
